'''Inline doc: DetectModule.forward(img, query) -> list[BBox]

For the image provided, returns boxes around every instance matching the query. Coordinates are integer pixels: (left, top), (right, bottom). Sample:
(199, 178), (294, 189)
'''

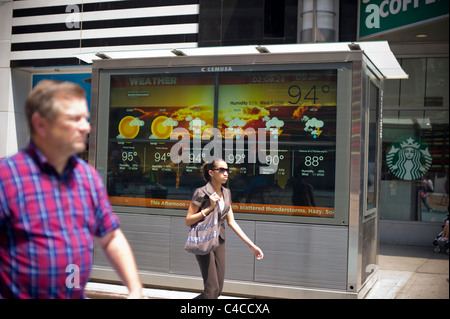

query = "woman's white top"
(218, 197), (225, 212)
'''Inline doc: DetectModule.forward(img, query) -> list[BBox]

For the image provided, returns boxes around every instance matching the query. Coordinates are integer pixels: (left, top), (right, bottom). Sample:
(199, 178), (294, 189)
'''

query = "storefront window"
(381, 58), (449, 222)
(399, 58), (426, 108)
(426, 58), (449, 107)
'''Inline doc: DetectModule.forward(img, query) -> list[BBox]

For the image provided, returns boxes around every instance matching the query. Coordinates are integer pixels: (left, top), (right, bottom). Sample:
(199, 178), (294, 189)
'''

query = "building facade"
(0, 0), (448, 269)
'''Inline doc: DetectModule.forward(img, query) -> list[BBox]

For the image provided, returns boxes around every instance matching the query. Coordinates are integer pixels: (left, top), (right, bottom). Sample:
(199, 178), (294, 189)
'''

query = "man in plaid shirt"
(0, 80), (142, 298)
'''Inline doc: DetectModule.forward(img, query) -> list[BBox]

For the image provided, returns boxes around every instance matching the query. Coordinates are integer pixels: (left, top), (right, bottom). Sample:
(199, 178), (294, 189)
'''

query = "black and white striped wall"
(10, 0), (200, 67)
(1, 0), (200, 158)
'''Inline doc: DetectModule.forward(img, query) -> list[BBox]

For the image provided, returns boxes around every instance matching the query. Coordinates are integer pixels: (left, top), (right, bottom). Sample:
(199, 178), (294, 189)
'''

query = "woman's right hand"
(186, 193), (219, 226)
(250, 245), (264, 260)
(208, 192), (220, 208)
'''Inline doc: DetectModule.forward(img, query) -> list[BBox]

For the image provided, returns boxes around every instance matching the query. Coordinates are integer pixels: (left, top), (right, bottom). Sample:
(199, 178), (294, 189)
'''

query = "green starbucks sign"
(359, 0), (449, 39)
(386, 136), (432, 181)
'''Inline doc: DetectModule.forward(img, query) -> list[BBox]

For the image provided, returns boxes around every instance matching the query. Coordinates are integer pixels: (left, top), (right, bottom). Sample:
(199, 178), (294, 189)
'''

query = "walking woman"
(186, 158), (264, 299)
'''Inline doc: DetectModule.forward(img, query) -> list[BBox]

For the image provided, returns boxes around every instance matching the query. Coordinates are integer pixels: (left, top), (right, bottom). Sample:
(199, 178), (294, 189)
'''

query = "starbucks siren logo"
(386, 136), (432, 181)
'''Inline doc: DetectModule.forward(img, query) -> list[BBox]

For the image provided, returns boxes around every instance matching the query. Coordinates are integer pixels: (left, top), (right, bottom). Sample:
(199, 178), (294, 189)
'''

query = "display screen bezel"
(94, 62), (352, 226)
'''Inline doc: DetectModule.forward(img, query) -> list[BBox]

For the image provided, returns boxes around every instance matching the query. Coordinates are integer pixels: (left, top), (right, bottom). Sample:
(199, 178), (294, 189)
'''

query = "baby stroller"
(433, 214), (449, 255)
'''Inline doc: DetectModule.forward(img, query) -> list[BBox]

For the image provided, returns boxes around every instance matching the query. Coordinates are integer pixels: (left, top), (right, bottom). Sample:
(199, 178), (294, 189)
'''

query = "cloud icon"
(303, 117), (324, 138)
(305, 118), (324, 129)
(129, 117), (144, 127)
(163, 118), (178, 127)
(189, 117), (206, 130)
(228, 117), (246, 128)
(265, 117), (284, 131)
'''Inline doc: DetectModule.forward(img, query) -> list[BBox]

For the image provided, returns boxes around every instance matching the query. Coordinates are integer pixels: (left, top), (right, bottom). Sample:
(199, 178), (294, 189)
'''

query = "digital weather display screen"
(106, 70), (337, 218)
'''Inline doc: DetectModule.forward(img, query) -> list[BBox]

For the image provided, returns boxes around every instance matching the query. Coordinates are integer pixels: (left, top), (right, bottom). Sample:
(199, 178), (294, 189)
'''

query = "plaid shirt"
(0, 143), (120, 299)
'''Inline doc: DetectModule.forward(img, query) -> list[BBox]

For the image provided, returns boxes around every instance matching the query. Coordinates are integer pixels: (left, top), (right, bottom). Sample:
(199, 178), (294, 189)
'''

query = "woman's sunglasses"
(213, 167), (229, 174)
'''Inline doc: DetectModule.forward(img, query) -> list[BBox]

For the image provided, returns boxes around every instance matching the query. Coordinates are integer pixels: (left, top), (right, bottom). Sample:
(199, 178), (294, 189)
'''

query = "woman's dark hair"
(202, 158), (224, 182)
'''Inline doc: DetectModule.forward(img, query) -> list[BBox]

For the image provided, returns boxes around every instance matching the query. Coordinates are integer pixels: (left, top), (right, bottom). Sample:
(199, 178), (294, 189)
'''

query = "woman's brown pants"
(195, 238), (226, 299)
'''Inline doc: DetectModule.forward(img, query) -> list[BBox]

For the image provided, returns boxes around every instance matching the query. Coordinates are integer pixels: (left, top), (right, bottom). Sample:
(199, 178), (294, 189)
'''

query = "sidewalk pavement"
(86, 243), (449, 299)
(365, 243), (448, 299)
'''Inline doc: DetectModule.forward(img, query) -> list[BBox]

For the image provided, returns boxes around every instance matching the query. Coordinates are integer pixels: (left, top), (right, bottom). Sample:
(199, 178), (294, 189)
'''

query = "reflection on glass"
(106, 141), (336, 217)
(226, 145), (335, 209)
(367, 82), (379, 211)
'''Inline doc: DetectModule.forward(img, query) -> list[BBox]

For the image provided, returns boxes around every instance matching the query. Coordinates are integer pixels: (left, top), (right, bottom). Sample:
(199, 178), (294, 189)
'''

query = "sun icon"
(151, 115), (174, 139)
(118, 116), (140, 139)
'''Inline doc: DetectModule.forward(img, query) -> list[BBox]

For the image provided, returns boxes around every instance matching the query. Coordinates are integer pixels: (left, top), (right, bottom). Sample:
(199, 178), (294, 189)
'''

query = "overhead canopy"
(75, 41), (408, 79)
